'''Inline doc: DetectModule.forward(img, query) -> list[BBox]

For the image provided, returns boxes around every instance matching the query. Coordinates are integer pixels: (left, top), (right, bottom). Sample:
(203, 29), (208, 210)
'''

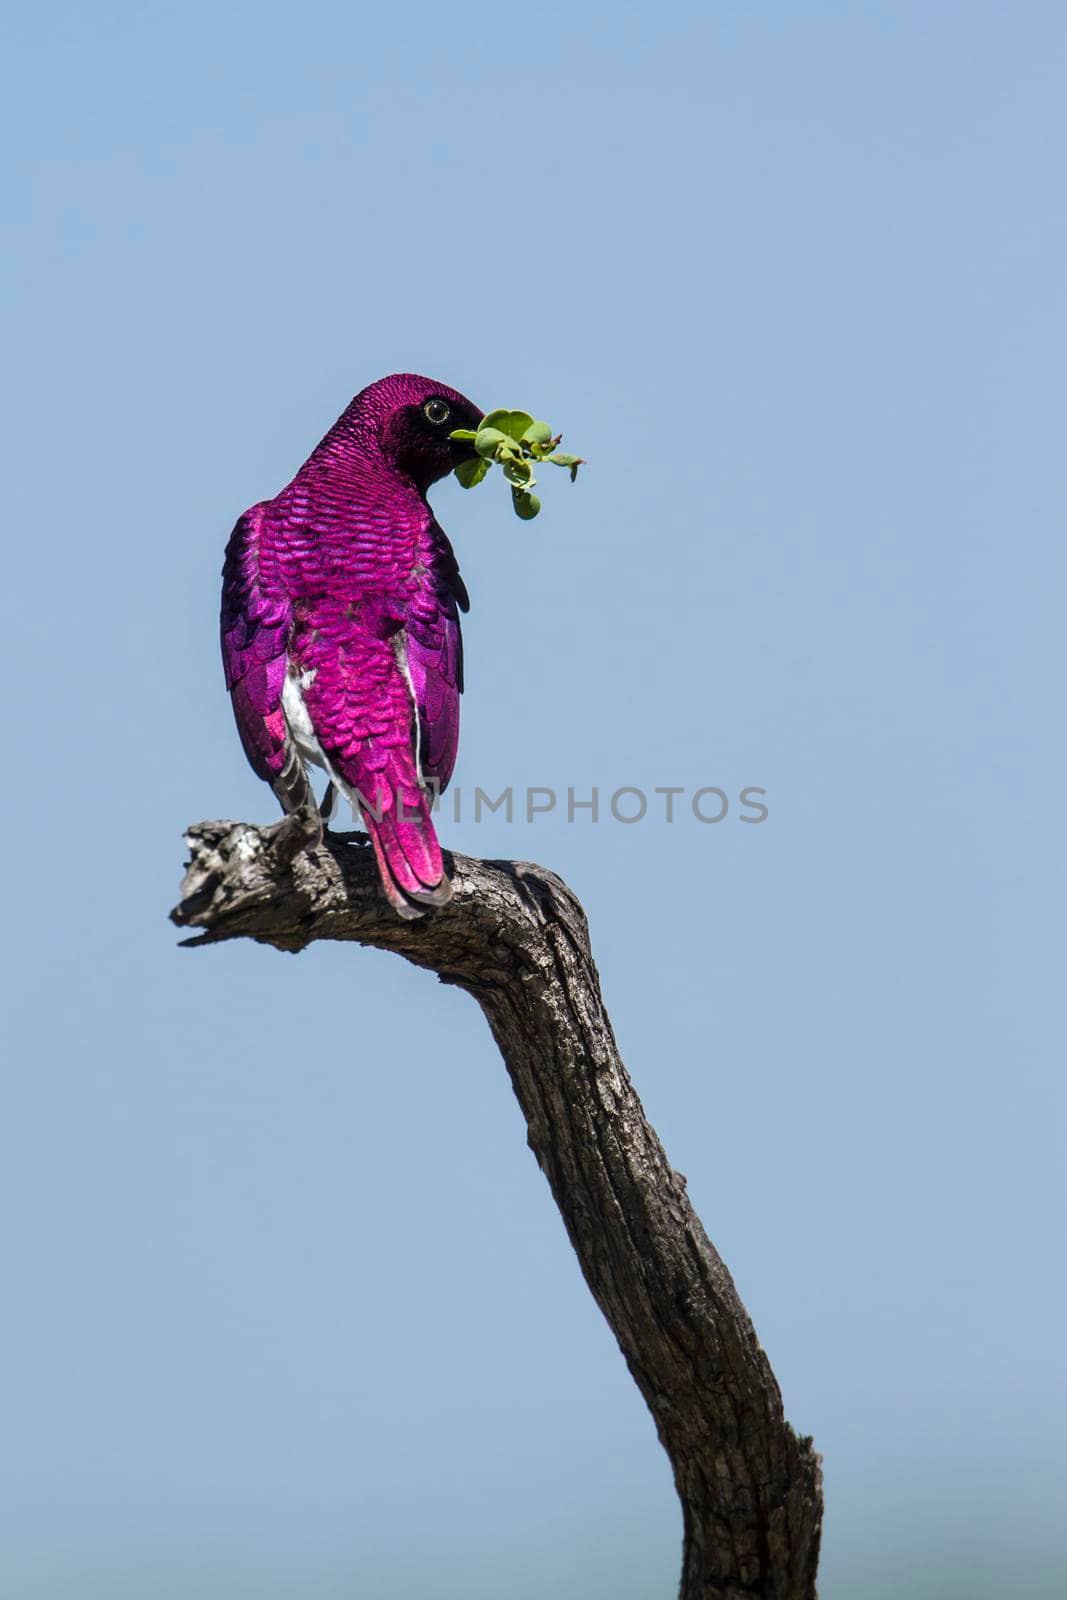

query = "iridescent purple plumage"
(221, 373), (482, 917)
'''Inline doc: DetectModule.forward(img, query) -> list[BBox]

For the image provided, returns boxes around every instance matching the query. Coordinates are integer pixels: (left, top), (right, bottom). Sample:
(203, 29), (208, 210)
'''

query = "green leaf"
(521, 419), (553, 446)
(512, 487), (541, 519)
(482, 408), (535, 442)
(447, 428), (478, 442)
(502, 457), (534, 486)
(547, 451), (584, 482)
(455, 456), (491, 489)
(474, 426), (508, 458)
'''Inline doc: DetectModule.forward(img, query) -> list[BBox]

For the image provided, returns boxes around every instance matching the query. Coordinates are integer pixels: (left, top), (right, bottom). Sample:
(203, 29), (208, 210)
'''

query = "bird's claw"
(319, 781), (337, 824)
(266, 803), (324, 866)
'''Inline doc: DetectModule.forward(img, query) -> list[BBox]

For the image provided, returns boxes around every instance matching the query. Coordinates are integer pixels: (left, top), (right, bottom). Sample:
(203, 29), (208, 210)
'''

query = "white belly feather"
(281, 666), (327, 770)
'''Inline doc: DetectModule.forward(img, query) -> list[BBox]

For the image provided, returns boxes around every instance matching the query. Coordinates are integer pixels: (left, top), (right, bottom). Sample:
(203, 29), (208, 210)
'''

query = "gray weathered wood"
(172, 819), (823, 1598)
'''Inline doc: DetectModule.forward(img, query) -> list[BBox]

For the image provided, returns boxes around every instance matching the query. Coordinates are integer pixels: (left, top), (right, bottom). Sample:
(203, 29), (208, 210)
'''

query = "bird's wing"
(220, 506), (293, 791)
(295, 606), (448, 913)
(400, 517), (468, 792)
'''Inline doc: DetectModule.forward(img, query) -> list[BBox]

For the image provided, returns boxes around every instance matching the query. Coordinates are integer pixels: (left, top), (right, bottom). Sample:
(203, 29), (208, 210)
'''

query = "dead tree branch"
(172, 819), (822, 1599)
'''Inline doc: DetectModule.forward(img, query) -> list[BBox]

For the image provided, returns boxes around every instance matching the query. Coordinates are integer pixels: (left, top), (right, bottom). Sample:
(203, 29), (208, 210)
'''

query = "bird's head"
(361, 373), (484, 493)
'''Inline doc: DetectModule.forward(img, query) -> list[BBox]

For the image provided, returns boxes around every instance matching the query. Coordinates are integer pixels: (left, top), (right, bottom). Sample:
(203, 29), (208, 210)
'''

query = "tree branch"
(172, 819), (823, 1598)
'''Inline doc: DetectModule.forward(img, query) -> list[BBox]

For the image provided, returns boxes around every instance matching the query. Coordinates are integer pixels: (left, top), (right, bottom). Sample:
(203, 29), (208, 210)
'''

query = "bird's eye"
(422, 398), (451, 426)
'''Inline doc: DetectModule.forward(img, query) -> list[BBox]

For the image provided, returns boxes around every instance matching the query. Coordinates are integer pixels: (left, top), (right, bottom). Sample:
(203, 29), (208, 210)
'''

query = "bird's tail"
(359, 781), (452, 921)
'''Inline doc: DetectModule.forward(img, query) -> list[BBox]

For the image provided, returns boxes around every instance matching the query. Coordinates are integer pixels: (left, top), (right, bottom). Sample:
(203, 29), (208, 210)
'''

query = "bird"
(220, 373), (484, 919)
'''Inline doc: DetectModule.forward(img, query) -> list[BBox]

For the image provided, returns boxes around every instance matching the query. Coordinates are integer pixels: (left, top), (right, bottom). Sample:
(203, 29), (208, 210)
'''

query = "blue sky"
(4, 4), (1065, 1596)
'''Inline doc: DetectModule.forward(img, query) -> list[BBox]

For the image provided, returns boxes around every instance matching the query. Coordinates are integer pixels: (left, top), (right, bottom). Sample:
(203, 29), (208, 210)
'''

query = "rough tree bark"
(172, 818), (823, 1599)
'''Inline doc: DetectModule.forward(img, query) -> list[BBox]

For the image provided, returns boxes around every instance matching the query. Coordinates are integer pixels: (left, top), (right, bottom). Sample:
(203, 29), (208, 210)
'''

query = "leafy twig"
(450, 409), (584, 519)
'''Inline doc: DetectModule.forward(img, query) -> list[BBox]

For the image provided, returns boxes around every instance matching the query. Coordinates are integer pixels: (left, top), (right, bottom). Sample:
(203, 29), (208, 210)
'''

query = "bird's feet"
(265, 801), (324, 866)
(319, 781), (338, 826)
